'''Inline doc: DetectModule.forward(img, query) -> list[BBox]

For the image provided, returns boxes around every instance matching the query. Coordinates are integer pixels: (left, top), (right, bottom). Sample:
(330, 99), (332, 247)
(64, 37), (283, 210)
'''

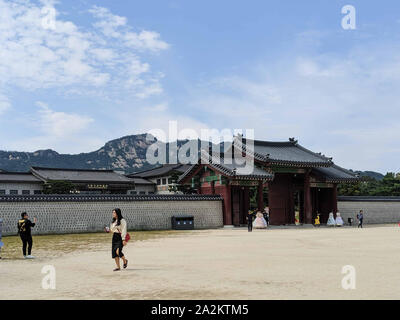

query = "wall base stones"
(338, 196), (400, 224)
(0, 195), (223, 236)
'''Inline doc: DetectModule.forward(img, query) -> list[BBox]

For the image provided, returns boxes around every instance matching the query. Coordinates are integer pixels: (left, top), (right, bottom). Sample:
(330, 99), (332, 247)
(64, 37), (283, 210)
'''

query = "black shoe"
(113, 268), (121, 272)
(123, 260), (128, 269)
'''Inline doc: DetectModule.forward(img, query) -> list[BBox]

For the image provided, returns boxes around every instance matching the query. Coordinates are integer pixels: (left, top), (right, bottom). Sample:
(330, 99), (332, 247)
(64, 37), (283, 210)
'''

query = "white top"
(110, 218), (127, 241)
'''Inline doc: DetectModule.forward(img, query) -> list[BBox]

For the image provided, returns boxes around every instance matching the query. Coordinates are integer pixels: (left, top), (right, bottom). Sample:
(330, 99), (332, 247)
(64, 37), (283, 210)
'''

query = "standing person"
(106, 208), (128, 271)
(253, 210), (268, 229)
(17, 212), (36, 259)
(247, 210), (255, 232)
(263, 206), (270, 226)
(357, 210), (364, 228)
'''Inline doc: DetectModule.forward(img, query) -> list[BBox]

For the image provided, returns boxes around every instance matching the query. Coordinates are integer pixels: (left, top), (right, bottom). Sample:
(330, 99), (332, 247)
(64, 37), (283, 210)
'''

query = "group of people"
(247, 207), (270, 232)
(16, 208), (130, 271)
(317, 210), (364, 228)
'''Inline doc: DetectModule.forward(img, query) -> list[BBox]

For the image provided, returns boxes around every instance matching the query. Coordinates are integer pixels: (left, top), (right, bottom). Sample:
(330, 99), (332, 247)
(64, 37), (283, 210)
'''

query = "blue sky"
(0, 0), (399, 173)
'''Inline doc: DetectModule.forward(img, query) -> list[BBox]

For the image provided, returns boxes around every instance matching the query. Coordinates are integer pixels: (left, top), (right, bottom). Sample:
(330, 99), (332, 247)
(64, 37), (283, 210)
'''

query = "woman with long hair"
(107, 208), (128, 271)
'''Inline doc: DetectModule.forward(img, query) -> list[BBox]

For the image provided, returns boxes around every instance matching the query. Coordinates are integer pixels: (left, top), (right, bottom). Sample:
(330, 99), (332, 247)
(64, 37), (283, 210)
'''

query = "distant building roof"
(129, 164), (192, 179)
(0, 172), (42, 183)
(31, 167), (134, 184)
(130, 177), (155, 185)
(236, 137), (333, 167)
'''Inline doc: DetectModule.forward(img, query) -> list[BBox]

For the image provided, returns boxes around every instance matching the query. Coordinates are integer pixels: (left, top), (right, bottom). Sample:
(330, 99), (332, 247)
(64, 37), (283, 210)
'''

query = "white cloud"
(89, 6), (169, 52)
(36, 101), (93, 137)
(0, 93), (11, 115)
(187, 42), (400, 173)
(0, 0), (169, 102)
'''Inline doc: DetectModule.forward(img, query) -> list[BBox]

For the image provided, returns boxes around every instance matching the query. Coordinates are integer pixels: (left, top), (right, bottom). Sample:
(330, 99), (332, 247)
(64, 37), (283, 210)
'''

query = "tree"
(168, 171), (198, 194)
(43, 180), (77, 194)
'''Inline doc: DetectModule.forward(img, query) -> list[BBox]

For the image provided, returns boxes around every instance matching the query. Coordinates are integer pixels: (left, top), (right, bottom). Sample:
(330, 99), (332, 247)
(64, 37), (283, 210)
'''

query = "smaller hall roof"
(312, 165), (360, 183)
(235, 137), (333, 167)
(178, 150), (274, 183)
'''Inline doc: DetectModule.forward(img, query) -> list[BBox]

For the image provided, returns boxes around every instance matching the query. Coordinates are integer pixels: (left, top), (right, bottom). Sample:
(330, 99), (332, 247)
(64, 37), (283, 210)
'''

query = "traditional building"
(178, 136), (360, 226)
(30, 167), (135, 194)
(128, 164), (192, 194)
(0, 171), (43, 195)
(0, 167), (139, 195)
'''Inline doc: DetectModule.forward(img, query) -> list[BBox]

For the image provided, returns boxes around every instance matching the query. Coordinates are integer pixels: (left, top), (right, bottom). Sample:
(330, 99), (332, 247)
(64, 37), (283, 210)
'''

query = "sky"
(0, 0), (399, 173)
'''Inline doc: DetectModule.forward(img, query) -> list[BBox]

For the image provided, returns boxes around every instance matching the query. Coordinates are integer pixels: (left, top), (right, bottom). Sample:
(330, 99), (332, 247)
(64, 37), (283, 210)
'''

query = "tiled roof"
(235, 137), (333, 167)
(129, 164), (192, 178)
(130, 177), (155, 185)
(312, 165), (360, 183)
(178, 150), (274, 183)
(31, 167), (134, 184)
(0, 194), (223, 202)
(0, 172), (42, 183)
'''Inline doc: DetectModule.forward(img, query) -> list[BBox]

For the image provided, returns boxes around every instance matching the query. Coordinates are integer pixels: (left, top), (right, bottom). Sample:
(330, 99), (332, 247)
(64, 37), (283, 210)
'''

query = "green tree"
(43, 180), (77, 194)
(168, 171), (198, 194)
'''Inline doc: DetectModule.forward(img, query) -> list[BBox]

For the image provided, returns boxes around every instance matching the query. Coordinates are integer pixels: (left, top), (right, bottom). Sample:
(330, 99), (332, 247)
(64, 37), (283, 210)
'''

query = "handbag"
(125, 232), (131, 242)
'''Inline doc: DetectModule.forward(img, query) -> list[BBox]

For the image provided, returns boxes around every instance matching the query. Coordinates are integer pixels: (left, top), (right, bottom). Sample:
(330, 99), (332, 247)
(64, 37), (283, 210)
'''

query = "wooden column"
(224, 184), (233, 225)
(257, 181), (264, 211)
(304, 170), (313, 224)
(332, 183), (338, 217)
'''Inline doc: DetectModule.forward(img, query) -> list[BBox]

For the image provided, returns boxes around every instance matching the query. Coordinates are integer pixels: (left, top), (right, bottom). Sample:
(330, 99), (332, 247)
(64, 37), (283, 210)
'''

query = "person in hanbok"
(314, 213), (321, 227)
(253, 210), (267, 229)
(327, 212), (336, 226)
(335, 212), (344, 226)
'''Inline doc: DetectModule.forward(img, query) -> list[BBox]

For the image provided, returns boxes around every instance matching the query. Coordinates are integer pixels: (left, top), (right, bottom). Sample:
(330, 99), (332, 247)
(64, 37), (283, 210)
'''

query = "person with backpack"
(357, 210), (364, 228)
(17, 212), (37, 259)
(106, 208), (129, 271)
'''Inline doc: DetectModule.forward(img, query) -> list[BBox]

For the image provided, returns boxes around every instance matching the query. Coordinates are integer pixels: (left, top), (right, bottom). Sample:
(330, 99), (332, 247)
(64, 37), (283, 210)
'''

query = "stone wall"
(0, 194), (223, 236)
(338, 196), (400, 224)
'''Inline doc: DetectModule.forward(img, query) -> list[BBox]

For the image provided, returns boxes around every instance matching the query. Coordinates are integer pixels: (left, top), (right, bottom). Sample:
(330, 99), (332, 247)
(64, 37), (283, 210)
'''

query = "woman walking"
(107, 208), (128, 271)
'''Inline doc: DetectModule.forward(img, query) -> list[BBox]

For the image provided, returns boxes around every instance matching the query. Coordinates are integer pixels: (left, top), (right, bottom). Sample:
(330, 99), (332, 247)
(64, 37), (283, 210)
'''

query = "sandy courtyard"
(1, 225), (399, 300)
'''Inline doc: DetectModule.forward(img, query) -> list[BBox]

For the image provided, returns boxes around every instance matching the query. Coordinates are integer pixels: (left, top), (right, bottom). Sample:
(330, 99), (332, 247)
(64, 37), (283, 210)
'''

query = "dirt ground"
(1, 225), (399, 300)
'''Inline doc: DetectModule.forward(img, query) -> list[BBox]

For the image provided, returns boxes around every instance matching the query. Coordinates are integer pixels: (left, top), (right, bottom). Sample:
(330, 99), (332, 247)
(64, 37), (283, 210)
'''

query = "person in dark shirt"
(17, 212), (37, 259)
(357, 210), (364, 228)
(247, 210), (255, 232)
(263, 206), (270, 227)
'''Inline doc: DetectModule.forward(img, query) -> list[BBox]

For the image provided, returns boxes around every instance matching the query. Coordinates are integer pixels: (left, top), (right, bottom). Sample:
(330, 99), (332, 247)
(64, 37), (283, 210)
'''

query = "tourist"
(17, 212), (36, 259)
(314, 213), (321, 227)
(247, 210), (255, 232)
(263, 206), (270, 226)
(327, 212), (336, 226)
(335, 212), (344, 226)
(106, 208), (128, 271)
(357, 210), (364, 228)
(253, 210), (268, 229)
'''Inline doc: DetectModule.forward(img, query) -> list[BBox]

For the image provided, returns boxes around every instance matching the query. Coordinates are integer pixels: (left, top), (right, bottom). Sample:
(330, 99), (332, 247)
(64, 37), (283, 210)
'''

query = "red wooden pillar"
(257, 181), (264, 211)
(304, 170), (313, 224)
(332, 183), (338, 217)
(224, 184), (233, 225)
(243, 186), (250, 216)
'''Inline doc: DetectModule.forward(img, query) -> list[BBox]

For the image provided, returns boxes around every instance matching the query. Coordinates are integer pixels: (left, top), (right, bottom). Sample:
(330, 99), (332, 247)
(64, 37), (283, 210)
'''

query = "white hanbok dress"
(327, 212), (336, 226)
(335, 212), (344, 226)
(253, 212), (267, 229)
